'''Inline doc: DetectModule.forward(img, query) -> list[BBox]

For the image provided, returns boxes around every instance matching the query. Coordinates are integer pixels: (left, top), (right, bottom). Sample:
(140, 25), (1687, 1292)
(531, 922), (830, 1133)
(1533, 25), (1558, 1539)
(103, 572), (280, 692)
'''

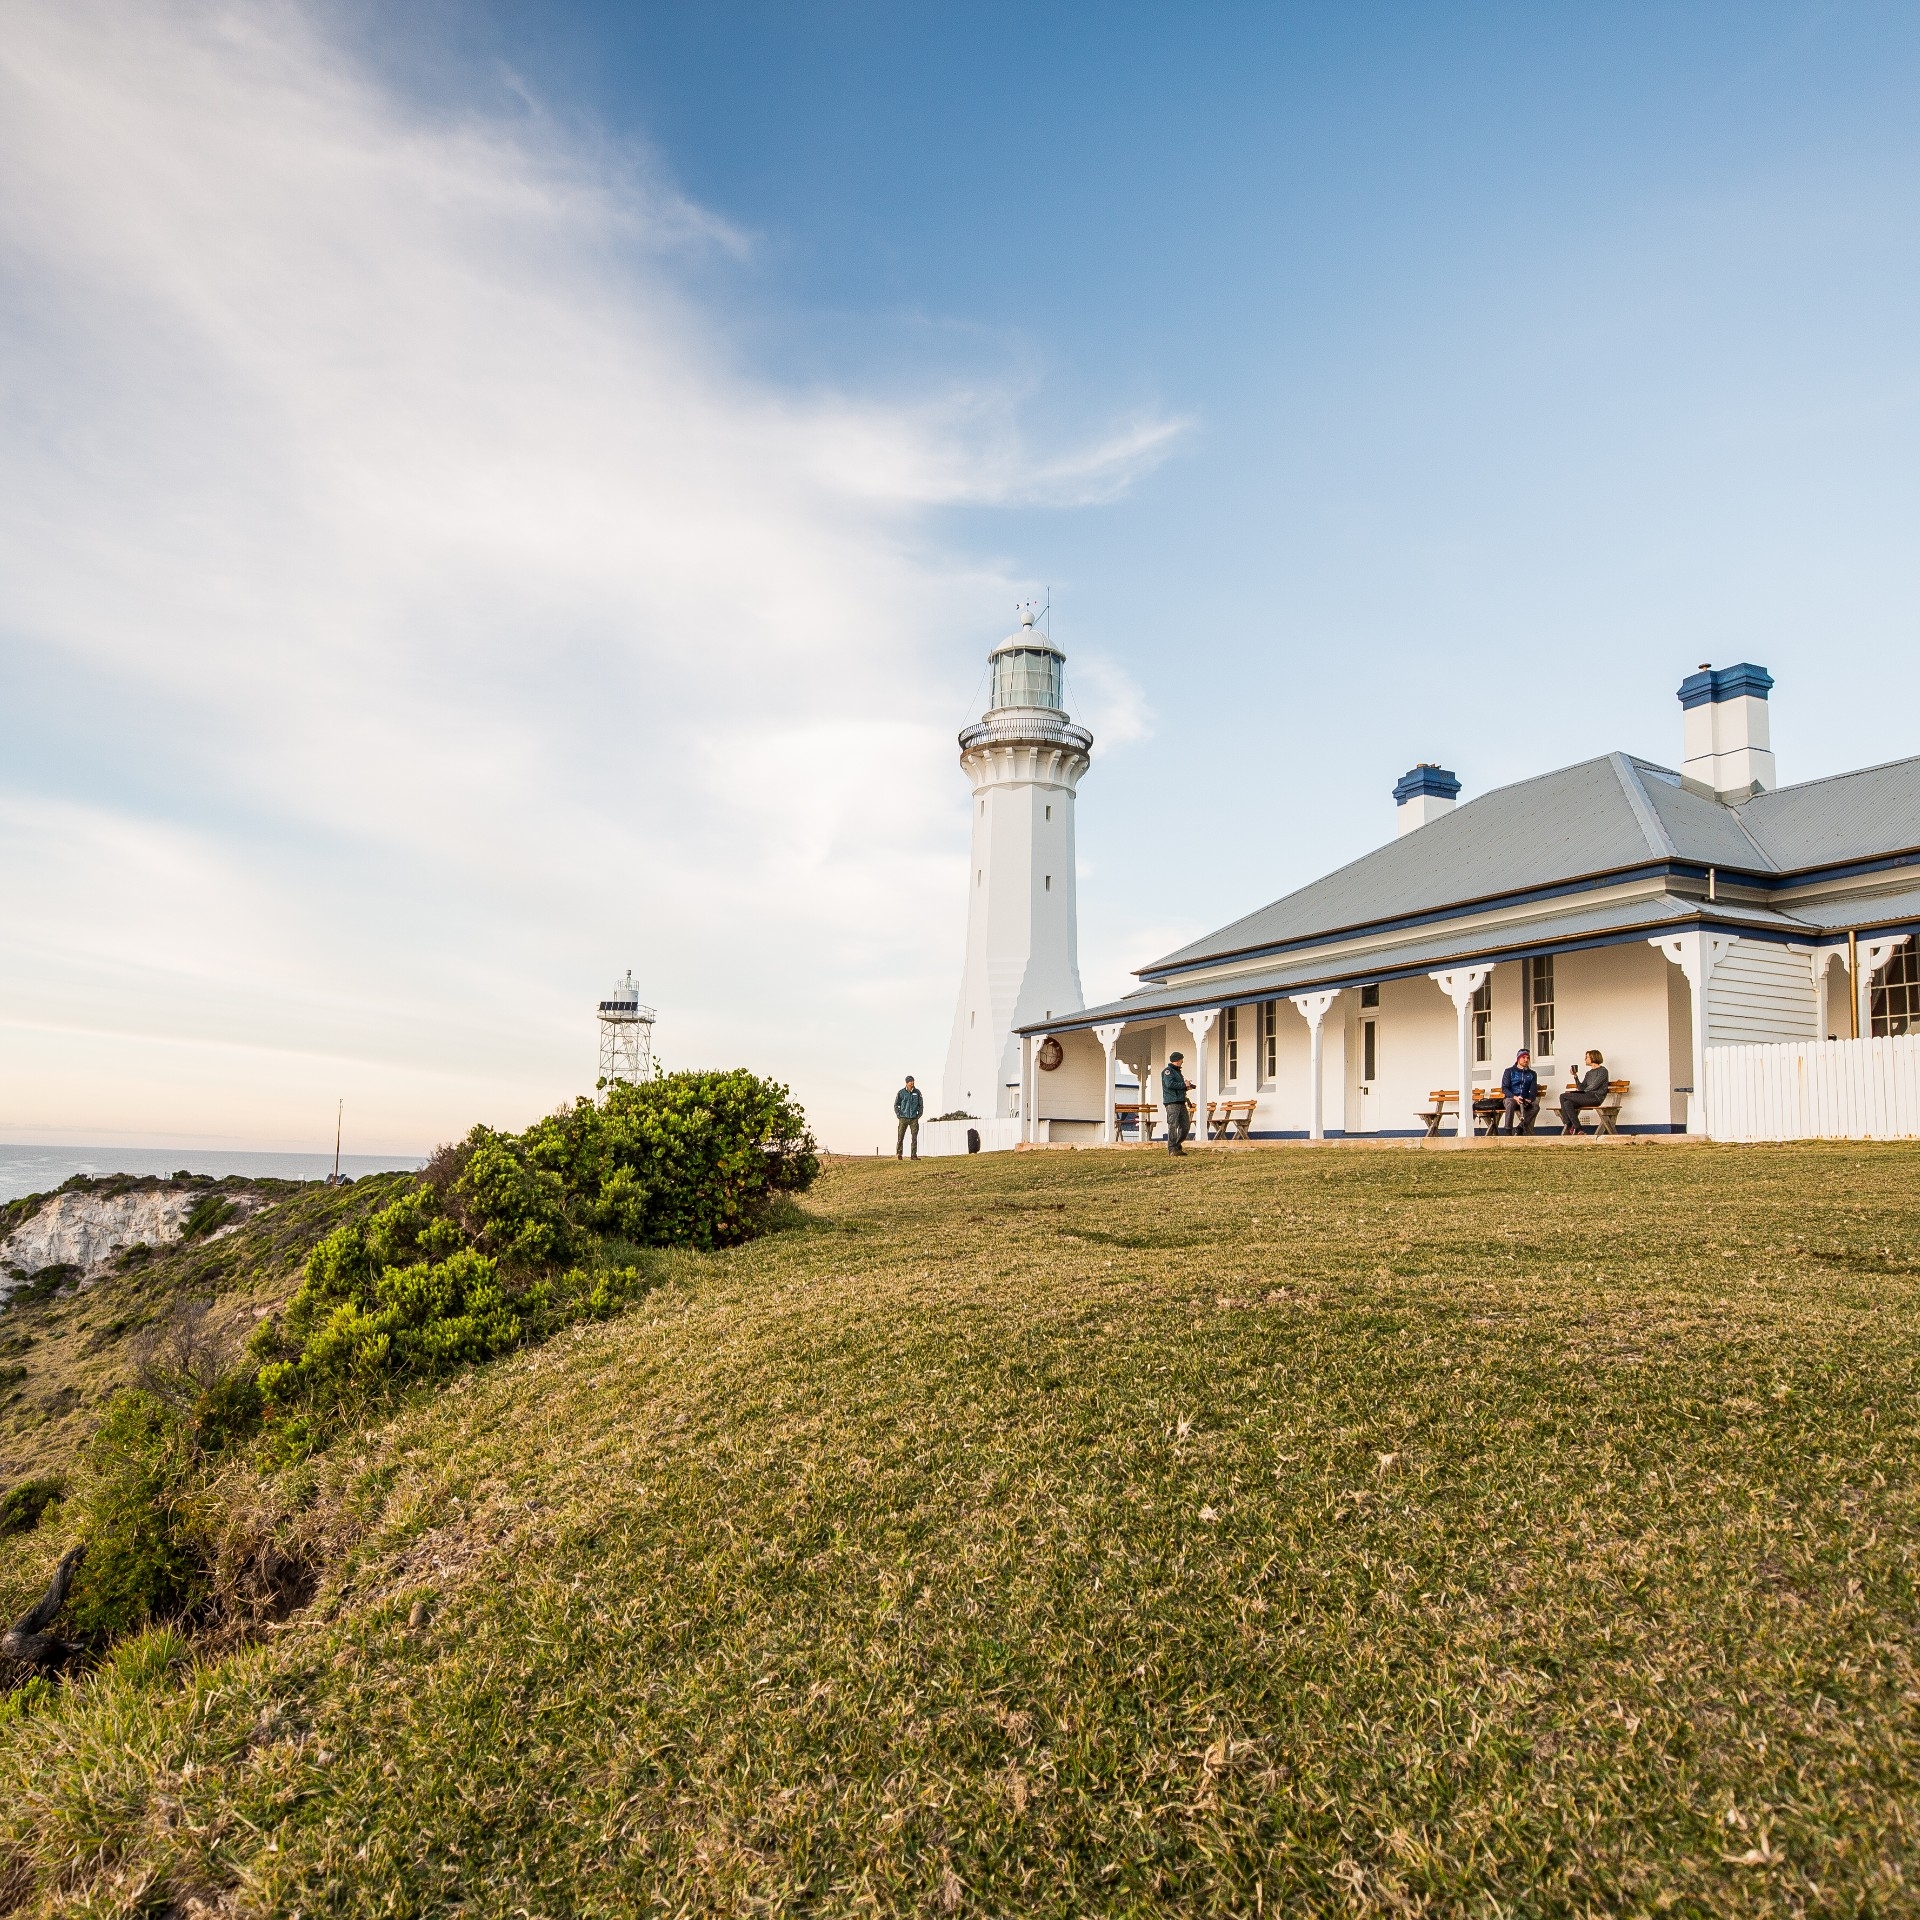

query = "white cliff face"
(0, 1188), (265, 1295)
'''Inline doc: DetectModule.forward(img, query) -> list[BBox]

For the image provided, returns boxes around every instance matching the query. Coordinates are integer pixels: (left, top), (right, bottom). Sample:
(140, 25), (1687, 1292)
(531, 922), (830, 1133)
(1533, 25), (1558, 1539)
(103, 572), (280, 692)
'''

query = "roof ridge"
(1721, 800), (1776, 869)
(1740, 748), (1920, 801)
(1606, 752), (1677, 860)
(1133, 753), (1635, 975)
(1622, 750), (1779, 872)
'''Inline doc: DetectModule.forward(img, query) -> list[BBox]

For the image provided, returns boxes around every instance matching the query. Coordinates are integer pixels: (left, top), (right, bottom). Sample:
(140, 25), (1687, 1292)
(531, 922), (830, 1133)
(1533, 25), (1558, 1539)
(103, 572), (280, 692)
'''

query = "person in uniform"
(1160, 1051), (1193, 1156)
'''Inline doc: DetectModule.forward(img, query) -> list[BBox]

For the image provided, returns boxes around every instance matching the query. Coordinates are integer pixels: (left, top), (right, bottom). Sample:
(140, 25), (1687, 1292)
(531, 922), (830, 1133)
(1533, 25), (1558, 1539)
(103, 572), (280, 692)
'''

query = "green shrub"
(0, 1475), (63, 1538)
(180, 1194), (238, 1241)
(0, 1676), (54, 1727)
(8, 1263), (81, 1307)
(65, 1394), (211, 1640)
(500, 1069), (819, 1252)
(258, 1070), (814, 1417)
(257, 1243), (520, 1415)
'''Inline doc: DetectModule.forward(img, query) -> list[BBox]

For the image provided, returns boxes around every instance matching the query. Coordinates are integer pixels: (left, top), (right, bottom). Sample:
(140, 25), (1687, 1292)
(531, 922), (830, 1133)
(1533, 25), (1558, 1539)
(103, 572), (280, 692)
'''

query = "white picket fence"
(1704, 1034), (1920, 1141)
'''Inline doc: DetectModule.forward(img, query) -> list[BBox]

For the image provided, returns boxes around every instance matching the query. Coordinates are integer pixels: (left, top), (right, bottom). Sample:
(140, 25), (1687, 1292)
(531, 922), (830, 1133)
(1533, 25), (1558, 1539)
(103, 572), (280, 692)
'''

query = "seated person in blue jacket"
(1498, 1050), (1540, 1133)
(1558, 1051), (1612, 1134)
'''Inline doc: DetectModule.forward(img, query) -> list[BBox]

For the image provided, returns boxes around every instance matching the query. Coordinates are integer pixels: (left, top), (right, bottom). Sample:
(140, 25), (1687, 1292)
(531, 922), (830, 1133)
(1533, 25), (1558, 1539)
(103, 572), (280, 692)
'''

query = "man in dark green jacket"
(894, 1077), (924, 1158)
(1161, 1052), (1193, 1156)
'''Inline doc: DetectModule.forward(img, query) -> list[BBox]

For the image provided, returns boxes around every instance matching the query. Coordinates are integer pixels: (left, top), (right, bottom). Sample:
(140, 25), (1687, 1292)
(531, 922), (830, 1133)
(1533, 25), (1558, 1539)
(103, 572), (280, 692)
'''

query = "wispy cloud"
(1064, 653), (1154, 754)
(0, 0), (1180, 1152)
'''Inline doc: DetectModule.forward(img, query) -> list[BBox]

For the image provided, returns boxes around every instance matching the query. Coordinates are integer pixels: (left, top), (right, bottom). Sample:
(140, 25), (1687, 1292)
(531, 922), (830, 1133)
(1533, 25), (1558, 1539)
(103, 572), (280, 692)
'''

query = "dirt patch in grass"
(2, 1142), (1918, 1914)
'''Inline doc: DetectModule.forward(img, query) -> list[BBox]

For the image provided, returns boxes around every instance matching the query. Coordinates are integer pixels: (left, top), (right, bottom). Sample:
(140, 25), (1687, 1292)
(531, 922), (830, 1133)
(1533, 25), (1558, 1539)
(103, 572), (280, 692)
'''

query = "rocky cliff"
(1, 1186), (267, 1296)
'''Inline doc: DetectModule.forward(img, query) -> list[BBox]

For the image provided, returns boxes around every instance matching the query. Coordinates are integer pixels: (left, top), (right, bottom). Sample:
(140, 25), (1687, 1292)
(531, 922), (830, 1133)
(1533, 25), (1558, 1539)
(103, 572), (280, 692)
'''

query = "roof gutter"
(1024, 905), (1882, 1038)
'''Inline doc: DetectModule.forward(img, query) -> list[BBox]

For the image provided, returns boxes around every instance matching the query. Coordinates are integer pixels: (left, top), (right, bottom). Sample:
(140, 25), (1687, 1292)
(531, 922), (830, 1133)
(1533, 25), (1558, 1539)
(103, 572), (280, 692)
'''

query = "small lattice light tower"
(597, 970), (656, 1087)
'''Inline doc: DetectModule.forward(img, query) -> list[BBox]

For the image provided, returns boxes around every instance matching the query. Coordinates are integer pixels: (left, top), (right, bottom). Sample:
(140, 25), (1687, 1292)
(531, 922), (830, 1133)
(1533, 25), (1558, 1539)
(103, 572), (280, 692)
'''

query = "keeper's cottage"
(928, 638), (1920, 1149)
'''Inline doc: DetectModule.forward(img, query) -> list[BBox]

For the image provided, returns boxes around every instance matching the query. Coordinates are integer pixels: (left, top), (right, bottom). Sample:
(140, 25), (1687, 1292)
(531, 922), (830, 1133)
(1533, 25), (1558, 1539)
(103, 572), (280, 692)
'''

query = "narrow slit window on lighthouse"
(1045, 875), (1052, 890)
(1045, 804), (1051, 820)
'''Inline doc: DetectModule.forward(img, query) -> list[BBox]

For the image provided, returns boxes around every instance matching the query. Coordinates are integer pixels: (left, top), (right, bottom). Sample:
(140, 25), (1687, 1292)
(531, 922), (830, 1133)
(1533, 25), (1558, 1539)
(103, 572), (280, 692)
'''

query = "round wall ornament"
(1037, 1037), (1065, 1072)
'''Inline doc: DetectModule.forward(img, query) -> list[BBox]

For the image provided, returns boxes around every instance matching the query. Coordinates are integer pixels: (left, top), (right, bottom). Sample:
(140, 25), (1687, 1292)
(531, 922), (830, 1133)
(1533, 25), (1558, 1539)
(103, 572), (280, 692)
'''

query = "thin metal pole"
(332, 1099), (343, 1185)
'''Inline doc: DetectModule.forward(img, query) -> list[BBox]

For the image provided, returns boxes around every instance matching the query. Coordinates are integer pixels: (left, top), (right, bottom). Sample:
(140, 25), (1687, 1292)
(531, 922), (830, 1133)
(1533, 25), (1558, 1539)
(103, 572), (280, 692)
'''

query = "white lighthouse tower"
(942, 605), (1093, 1129)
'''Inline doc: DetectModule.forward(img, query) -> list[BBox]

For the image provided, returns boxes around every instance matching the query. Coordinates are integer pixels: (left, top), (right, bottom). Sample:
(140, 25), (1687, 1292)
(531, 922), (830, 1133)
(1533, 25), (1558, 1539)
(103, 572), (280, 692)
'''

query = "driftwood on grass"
(2, 1544), (85, 1670)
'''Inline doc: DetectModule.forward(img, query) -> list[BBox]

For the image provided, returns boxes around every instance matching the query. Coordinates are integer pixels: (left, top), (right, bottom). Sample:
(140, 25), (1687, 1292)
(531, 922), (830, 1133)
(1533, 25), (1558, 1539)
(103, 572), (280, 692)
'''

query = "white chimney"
(1394, 763), (1460, 835)
(1678, 663), (1775, 801)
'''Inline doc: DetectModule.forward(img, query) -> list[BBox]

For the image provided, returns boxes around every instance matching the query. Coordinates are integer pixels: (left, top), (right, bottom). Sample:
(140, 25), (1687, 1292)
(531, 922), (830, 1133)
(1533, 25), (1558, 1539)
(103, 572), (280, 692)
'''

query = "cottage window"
(1361, 1017), (1378, 1082)
(1472, 977), (1492, 1063)
(1359, 983), (1380, 1008)
(1260, 1000), (1278, 1082)
(1871, 945), (1920, 1037)
(1524, 956), (1555, 1058)
(1222, 1006), (1239, 1083)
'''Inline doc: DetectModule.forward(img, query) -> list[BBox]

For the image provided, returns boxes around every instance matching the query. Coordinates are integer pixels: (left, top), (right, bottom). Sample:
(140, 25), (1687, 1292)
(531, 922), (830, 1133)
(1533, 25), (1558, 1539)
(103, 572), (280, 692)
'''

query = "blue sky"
(3, 2), (1917, 1153)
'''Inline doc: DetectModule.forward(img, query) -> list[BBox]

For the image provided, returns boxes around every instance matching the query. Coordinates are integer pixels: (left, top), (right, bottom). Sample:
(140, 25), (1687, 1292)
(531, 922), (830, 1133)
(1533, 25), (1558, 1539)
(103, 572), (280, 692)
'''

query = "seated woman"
(1499, 1049), (1540, 1133)
(1558, 1051), (1612, 1134)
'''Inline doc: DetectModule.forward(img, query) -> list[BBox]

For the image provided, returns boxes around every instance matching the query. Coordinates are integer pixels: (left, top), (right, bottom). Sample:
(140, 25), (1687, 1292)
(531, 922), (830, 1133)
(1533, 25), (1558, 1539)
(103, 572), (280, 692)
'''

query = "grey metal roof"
(1142, 749), (1920, 979)
(1735, 757), (1920, 870)
(1040, 891), (1817, 1036)
(1633, 765), (1776, 868)
(1787, 882), (1920, 932)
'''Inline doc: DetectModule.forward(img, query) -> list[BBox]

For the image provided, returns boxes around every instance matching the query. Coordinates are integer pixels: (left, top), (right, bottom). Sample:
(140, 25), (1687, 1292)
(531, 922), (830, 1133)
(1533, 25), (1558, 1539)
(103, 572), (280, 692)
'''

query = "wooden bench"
(1571, 1079), (1631, 1135)
(1113, 1102), (1159, 1141)
(1206, 1098), (1258, 1141)
(1418, 1090), (1507, 1137)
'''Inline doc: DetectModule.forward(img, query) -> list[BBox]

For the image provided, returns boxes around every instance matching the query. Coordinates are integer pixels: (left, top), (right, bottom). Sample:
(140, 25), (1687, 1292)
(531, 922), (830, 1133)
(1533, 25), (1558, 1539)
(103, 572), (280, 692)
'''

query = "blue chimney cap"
(1677, 662), (1773, 710)
(1393, 763), (1461, 805)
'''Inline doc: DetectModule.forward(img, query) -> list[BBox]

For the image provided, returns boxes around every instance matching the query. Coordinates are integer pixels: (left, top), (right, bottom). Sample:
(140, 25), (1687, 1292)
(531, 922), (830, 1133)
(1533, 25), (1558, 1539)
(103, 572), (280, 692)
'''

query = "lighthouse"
(941, 605), (1093, 1127)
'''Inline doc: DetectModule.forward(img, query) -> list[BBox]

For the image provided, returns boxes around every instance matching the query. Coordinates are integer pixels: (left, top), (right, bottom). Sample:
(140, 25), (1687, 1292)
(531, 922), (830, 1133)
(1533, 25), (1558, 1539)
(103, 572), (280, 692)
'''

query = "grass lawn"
(2, 1140), (1918, 1915)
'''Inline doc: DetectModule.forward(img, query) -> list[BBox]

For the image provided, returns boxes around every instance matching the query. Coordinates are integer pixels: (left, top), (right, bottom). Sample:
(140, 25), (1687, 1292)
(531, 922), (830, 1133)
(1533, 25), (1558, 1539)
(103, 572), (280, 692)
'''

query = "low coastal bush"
(0, 1475), (63, 1539)
(44, 1069), (816, 1651)
(253, 1068), (814, 1416)
(64, 1393), (212, 1639)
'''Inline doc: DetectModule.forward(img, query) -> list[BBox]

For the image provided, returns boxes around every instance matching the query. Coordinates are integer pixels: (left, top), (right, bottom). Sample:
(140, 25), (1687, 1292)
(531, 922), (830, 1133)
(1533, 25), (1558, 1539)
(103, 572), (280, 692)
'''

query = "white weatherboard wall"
(1706, 939), (1818, 1045)
(1704, 1035), (1920, 1140)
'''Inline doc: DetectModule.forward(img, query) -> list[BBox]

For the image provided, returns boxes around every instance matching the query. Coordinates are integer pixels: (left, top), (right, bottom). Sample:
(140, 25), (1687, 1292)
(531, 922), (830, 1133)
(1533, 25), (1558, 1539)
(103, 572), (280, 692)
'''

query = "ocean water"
(0, 1143), (425, 1206)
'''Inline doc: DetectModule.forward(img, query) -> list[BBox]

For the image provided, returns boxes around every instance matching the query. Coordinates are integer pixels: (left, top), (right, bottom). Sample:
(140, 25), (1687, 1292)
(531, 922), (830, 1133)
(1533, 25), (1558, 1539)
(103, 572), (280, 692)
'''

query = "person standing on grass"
(894, 1076), (924, 1159)
(1559, 1050), (1610, 1134)
(1499, 1049), (1540, 1133)
(1161, 1051), (1193, 1156)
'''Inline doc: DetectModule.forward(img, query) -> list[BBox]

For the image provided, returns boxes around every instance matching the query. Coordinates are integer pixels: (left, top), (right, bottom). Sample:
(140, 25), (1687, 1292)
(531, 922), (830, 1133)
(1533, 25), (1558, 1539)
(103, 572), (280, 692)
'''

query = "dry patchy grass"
(1, 1140), (1917, 1916)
